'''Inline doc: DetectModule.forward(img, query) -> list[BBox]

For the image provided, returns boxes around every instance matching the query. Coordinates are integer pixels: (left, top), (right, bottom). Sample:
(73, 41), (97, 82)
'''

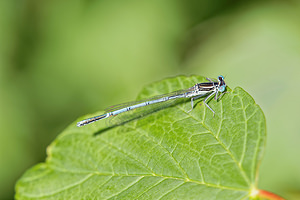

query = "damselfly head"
(217, 75), (226, 92)
(218, 75), (224, 82)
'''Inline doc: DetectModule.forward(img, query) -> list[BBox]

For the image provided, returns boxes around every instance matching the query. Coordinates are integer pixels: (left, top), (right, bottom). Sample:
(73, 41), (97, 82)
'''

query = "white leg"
(216, 91), (229, 100)
(204, 92), (216, 116)
(187, 95), (204, 113)
(206, 77), (217, 83)
(187, 97), (194, 113)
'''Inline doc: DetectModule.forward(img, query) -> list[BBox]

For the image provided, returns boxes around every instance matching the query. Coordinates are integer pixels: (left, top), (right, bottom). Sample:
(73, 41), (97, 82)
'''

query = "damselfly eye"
(219, 85), (226, 92)
(218, 75), (224, 81)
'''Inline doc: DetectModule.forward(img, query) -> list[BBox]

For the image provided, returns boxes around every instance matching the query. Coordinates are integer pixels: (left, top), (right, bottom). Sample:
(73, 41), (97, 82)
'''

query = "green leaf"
(15, 75), (266, 200)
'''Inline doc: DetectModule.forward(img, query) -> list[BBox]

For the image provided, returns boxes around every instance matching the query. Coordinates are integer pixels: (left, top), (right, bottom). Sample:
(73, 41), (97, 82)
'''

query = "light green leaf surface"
(15, 76), (266, 200)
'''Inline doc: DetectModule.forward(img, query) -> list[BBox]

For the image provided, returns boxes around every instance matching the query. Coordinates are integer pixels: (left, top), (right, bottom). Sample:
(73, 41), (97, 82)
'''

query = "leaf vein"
(134, 177), (166, 199)
(157, 181), (186, 200)
(178, 101), (251, 185)
(133, 127), (189, 179)
(23, 174), (94, 198)
(106, 176), (144, 200)
(239, 95), (249, 174)
(99, 138), (155, 174)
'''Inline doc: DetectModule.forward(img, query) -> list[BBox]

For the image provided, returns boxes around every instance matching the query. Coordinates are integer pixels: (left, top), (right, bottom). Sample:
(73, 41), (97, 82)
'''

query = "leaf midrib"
(22, 163), (249, 199)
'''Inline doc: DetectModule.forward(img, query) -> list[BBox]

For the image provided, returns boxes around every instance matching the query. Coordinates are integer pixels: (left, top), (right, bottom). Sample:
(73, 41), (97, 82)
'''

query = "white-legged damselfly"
(77, 75), (227, 127)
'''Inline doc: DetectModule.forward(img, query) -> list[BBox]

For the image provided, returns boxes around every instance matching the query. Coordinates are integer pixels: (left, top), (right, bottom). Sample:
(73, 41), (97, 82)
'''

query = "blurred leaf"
(16, 76), (266, 199)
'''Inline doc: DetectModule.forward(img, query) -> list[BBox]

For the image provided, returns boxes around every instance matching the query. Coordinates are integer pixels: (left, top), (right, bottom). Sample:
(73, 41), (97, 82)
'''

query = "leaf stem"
(258, 190), (285, 200)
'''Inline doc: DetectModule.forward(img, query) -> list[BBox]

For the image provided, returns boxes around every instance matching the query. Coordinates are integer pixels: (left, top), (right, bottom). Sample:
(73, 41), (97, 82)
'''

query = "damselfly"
(77, 75), (227, 127)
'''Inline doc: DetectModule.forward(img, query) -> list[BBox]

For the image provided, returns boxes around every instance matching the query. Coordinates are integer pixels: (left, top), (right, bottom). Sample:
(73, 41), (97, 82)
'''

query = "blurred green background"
(1, 0), (300, 199)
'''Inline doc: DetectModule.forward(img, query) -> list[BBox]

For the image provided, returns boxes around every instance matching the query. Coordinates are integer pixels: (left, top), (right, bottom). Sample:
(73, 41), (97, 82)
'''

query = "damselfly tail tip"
(76, 121), (85, 127)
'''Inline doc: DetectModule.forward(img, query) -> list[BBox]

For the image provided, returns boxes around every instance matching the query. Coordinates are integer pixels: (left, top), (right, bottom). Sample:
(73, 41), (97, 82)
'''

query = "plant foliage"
(16, 76), (266, 200)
